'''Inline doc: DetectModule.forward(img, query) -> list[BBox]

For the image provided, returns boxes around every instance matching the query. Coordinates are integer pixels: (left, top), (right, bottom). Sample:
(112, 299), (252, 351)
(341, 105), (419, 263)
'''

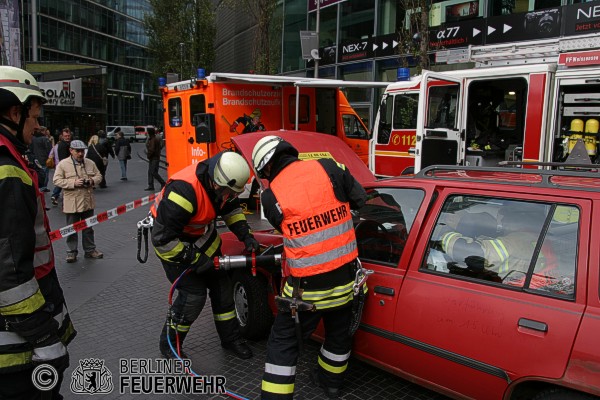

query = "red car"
(222, 131), (600, 400)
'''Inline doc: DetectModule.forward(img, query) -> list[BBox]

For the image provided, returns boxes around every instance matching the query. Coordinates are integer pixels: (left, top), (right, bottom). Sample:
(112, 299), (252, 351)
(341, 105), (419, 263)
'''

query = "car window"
(423, 195), (578, 299)
(353, 188), (425, 266)
(343, 114), (368, 139)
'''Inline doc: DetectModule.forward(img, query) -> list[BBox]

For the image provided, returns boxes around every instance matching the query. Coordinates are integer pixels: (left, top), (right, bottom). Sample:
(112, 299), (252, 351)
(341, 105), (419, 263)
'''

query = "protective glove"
(191, 252), (214, 274)
(229, 121), (239, 132)
(244, 237), (260, 253)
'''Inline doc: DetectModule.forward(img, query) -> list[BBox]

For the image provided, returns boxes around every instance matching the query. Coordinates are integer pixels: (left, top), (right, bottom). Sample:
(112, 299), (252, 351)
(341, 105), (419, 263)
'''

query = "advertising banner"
(39, 78), (82, 108)
(563, 2), (600, 36)
(485, 8), (561, 44)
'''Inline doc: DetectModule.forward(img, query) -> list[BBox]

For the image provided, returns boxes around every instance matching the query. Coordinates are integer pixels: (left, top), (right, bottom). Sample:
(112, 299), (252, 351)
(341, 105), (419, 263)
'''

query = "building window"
(339, 0), (375, 42)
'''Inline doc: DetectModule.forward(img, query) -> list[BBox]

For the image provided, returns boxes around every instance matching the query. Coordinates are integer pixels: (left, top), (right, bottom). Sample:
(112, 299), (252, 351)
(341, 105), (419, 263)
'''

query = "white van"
(106, 126), (135, 143)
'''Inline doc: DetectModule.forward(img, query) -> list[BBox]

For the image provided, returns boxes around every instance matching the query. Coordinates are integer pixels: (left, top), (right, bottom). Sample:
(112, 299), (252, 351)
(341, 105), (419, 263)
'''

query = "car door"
(393, 188), (587, 399)
(414, 71), (464, 172)
(350, 185), (431, 369)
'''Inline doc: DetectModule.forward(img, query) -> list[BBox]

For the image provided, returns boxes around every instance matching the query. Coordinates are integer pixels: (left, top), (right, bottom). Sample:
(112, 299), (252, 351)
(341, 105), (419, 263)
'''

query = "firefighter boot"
(310, 368), (340, 399)
(221, 338), (253, 360)
(159, 324), (190, 360)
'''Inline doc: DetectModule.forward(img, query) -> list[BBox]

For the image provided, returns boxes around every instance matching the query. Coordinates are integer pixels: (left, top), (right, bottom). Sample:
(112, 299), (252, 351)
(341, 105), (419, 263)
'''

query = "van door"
(415, 72), (464, 172)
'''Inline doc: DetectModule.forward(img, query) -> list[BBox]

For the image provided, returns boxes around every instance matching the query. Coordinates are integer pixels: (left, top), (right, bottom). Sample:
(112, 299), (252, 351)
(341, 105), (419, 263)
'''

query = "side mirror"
(193, 113), (216, 143)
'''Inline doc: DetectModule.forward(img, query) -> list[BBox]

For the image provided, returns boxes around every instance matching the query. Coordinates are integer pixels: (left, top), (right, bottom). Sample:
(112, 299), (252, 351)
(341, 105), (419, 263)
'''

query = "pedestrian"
(0, 65), (76, 399)
(150, 151), (258, 361)
(29, 125), (52, 191)
(50, 127), (72, 205)
(114, 128), (131, 180)
(53, 139), (103, 263)
(144, 128), (165, 191)
(252, 135), (367, 399)
(86, 134), (109, 187)
(97, 129), (115, 188)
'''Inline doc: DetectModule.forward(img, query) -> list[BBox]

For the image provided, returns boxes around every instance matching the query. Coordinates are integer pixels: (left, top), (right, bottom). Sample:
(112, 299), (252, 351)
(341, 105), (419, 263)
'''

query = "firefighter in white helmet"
(150, 151), (258, 360)
(0, 66), (76, 398)
(253, 135), (367, 399)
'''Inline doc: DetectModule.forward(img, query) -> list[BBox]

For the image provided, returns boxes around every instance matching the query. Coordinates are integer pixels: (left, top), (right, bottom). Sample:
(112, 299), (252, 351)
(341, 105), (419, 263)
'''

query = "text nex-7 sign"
(308, 0), (346, 12)
(564, 2), (600, 36)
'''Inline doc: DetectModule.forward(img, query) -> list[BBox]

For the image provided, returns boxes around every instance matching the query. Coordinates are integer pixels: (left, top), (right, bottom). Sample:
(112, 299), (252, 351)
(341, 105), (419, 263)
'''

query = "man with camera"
(53, 140), (103, 263)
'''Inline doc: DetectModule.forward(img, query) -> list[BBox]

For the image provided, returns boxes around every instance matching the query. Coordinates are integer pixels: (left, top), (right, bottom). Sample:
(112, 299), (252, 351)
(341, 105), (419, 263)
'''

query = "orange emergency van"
(159, 71), (387, 177)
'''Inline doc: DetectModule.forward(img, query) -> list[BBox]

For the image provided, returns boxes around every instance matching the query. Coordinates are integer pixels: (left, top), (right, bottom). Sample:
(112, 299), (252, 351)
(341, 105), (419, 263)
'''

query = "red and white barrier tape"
(49, 193), (158, 242)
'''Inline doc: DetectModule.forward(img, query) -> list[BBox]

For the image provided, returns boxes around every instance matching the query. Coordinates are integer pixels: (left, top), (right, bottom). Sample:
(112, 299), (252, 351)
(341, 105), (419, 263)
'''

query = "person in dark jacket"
(50, 127), (72, 205)
(253, 136), (367, 400)
(150, 151), (258, 361)
(96, 130), (115, 188)
(86, 135), (106, 181)
(29, 126), (52, 191)
(0, 65), (76, 400)
(114, 129), (131, 180)
(144, 129), (165, 191)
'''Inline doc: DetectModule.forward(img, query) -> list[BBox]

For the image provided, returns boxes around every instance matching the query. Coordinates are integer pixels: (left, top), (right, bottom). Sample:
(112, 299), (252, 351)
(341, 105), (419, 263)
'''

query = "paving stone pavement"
(42, 143), (447, 399)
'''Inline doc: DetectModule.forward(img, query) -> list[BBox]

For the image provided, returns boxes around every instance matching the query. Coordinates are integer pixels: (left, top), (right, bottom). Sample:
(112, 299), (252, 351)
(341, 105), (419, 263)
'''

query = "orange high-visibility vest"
(270, 160), (357, 277)
(150, 164), (216, 236)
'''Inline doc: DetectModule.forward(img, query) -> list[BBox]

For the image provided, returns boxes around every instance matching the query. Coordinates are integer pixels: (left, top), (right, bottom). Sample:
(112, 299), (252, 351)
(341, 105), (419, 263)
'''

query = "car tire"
(232, 270), (273, 340)
(532, 388), (595, 400)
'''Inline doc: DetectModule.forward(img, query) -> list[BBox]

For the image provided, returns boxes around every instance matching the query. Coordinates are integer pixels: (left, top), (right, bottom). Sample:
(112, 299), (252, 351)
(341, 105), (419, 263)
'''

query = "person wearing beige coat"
(53, 140), (103, 263)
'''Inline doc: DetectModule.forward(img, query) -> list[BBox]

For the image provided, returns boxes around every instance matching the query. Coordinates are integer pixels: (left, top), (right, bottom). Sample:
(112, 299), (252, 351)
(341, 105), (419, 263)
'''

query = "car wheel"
(532, 388), (595, 400)
(232, 270), (274, 340)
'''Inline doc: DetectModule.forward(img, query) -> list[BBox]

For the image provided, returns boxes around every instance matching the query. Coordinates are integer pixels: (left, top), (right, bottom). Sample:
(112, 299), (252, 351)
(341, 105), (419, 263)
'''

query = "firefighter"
(151, 151), (258, 360)
(230, 108), (266, 133)
(253, 136), (367, 399)
(0, 66), (76, 399)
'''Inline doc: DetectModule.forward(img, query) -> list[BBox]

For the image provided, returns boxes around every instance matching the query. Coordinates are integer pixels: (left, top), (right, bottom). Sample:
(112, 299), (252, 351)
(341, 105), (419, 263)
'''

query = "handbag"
(92, 145), (108, 166)
(45, 156), (55, 169)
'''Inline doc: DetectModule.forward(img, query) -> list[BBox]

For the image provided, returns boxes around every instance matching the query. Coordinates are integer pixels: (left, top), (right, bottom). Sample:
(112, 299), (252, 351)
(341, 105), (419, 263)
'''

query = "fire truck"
(159, 71), (387, 177)
(370, 34), (600, 176)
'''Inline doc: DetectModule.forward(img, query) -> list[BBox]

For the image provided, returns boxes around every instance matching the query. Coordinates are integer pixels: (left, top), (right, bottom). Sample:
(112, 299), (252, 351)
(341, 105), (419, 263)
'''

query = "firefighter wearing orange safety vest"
(150, 151), (259, 361)
(253, 136), (367, 399)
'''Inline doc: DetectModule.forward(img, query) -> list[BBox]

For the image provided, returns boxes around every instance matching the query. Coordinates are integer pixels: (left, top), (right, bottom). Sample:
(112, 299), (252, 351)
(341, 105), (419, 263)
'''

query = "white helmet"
(252, 135), (283, 173)
(210, 152), (250, 193)
(0, 66), (46, 106)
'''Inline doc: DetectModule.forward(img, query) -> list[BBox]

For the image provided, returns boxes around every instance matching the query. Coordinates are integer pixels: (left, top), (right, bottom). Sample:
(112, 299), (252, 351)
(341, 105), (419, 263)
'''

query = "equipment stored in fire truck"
(159, 71), (387, 177)
(370, 34), (600, 176)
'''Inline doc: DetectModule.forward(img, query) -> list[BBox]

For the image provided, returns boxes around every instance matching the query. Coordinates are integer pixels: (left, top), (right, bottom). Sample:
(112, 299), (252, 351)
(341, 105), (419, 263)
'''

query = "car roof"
(231, 130), (376, 186)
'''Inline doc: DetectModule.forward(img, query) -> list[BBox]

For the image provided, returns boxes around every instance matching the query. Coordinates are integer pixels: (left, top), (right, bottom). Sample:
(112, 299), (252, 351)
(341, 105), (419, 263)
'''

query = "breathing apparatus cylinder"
(584, 118), (599, 156)
(567, 119), (584, 154)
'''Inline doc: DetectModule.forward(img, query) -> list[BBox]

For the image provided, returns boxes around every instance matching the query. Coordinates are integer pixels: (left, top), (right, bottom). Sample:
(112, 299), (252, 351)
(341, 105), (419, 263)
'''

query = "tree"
(144, 0), (216, 80)
(220, 0), (280, 74)
(397, 0), (430, 72)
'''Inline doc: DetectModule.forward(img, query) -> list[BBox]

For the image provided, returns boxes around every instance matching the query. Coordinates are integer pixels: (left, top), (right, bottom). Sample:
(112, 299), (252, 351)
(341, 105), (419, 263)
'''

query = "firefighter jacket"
(261, 151), (367, 309)
(0, 126), (76, 373)
(151, 162), (253, 263)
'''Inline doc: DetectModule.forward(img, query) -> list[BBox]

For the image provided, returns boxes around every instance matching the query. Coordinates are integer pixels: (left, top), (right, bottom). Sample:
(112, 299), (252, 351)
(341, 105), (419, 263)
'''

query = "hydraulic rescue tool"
(214, 251), (282, 277)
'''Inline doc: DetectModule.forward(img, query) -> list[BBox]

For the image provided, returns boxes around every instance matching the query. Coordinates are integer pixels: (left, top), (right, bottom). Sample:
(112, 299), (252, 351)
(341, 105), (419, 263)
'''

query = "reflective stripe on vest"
(270, 160), (357, 277)
(150, 164), (216, 236)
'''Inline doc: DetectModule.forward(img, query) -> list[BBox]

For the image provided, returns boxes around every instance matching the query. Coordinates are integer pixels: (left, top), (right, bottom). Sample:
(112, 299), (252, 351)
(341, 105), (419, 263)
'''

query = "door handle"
(518, 318), (547, 332)
(374, 286), (395, 296)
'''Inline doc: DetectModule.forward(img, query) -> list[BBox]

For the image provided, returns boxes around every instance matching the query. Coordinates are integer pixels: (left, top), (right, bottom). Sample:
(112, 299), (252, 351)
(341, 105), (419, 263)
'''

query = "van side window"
(289, 94), (310, 124)
(343, 115), (368, 139)
(168, 98), (183, 127)
(427, 85), (458, 129)
(189, 95), (206, 125)
(424, 196), (577, 299)
(353, 188), (424, 266)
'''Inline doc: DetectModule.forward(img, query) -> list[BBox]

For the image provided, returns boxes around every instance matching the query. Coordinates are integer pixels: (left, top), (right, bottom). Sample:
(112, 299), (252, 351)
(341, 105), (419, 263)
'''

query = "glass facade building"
(20, 0), (159, 138)
(215, 0), (600, 131)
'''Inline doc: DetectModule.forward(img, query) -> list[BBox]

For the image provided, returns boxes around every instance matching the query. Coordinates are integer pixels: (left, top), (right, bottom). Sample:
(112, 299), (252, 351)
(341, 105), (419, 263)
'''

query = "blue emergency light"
(397, 68), (410, 81)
